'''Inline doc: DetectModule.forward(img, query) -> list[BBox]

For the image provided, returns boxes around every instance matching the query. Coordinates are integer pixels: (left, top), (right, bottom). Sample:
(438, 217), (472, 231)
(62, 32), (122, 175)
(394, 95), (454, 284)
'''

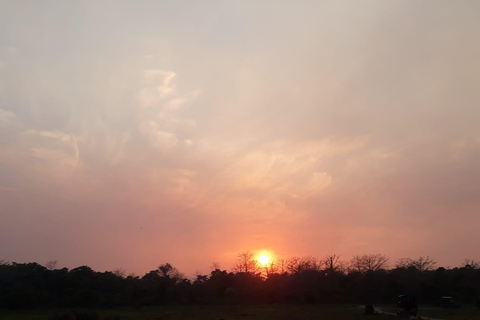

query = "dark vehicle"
(397, 294), (418, 317)
(439, 296), (460, 308)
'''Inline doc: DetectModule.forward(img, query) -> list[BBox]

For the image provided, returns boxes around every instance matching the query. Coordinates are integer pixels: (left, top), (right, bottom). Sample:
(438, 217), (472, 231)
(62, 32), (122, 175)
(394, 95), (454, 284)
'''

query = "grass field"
(1, 304), (479, 320)
(377, 305), (480, 320)
(418, 306), (480, 320)
(0, 305), (393, 320)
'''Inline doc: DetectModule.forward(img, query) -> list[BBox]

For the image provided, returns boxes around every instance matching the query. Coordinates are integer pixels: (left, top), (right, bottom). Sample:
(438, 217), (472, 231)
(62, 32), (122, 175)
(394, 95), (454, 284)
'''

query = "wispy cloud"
(1, 0), (479, 275)
(139, 69), (176, 107)
(0, 109), (16, 123)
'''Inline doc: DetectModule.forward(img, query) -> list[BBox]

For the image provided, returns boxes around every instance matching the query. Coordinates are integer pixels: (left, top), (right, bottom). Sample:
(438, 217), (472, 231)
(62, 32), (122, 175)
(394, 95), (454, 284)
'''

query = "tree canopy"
(1, 255), (479, 309)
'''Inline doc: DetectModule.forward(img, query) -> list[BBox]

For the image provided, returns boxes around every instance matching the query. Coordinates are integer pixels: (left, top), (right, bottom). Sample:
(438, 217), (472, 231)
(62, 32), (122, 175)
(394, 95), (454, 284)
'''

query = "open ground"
(1, 305), (480, 320)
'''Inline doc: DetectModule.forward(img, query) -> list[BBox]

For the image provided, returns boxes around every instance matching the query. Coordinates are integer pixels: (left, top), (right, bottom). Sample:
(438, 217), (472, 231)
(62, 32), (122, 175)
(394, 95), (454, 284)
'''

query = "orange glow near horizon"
(256, 249), (276, 266)
(258, 254), (270, 266)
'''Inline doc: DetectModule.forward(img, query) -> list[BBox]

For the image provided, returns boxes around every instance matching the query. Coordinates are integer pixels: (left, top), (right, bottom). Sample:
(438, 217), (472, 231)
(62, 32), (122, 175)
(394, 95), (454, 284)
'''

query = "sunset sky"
(1, 0), (480, 276)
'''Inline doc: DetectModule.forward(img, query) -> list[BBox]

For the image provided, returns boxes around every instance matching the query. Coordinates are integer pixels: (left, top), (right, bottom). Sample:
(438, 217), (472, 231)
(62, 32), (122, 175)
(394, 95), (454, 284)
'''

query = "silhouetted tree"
(112, 268), (126, 278)
(2, 254), (480, 308)
(395, 256), (436, 272)
(276, 258), (288, 274)
(322, 254), (345, 274)
(264, 261), (279, 276)
(349, 254), (389, 273)
(286, 256), (320, 274)
(463, 259), (480, 269)
(158, 263), (184, 283)
(233, 251), (259, 274)
(45, 260), (58, 270)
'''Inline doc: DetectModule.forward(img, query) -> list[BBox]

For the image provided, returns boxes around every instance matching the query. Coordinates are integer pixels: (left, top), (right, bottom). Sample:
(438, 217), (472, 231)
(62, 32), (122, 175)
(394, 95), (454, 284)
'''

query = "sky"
(1, 0), (480, 277)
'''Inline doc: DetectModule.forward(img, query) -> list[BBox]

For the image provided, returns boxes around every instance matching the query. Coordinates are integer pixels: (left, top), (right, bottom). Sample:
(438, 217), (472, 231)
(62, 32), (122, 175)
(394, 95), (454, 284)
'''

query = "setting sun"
(258, 254), (270, 266)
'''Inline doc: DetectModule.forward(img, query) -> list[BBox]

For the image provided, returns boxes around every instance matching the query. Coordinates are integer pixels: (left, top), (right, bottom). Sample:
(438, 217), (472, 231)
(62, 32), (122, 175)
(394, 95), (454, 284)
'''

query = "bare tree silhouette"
(276, 258), (288, 274)
(113, 268), (126, 278)
(234, 251), (259, 274)
(45, 260), (57, 270)
(264, 260), (279, 276)
(322, 254), (345, 273)
(349, 254), (389, 273)
(395, 256), (436, 271)
(286, 256), (321, 274)
(463, 258), (480, 269)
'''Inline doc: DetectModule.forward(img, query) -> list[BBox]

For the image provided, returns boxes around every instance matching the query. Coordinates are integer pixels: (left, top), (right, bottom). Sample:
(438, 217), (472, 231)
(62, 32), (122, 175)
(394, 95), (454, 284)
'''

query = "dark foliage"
(1, 258), (480, 309)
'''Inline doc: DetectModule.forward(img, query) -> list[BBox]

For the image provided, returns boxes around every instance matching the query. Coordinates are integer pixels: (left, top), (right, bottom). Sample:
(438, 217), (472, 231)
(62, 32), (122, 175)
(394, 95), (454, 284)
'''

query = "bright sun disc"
(258, 254), (270, 265)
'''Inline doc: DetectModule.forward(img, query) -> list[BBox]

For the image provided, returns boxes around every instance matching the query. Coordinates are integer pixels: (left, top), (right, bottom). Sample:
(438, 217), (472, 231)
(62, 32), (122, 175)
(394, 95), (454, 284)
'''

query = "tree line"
(0, 254), (479, 309)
